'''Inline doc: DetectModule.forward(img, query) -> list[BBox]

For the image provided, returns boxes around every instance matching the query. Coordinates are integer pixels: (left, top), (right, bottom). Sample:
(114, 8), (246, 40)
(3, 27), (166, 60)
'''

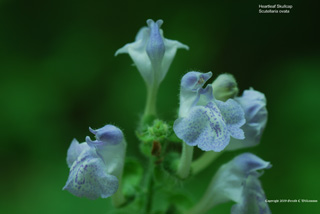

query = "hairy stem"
(144, 84), (158, 118)
(176, 142), (194, 179)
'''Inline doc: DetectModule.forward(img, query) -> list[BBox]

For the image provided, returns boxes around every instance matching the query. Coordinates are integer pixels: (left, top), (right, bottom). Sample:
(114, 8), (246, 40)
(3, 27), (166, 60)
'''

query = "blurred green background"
(0, 0), (319, 213)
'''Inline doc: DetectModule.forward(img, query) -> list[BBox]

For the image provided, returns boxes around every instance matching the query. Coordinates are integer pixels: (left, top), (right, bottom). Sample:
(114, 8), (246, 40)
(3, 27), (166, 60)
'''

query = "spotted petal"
(86, 125), (126, 177)
(63, 148), (119, 200)
(66, 139), (90, 168)
(215, 99), (245, 139)
(174, 102), (230, 152)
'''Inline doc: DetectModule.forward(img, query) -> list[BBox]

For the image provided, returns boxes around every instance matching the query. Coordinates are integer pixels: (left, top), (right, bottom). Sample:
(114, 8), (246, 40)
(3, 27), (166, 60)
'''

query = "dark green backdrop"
(1, 0), (319, 213)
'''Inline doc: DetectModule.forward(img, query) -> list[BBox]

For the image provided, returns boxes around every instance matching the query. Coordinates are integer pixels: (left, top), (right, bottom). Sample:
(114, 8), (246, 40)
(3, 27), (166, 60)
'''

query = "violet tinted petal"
(146, 19), (165, 69)
(198, 153), (271, 211)
(181, 71), (212, 91)
(66, 139), (90, 168)
(174, 103), (230, 152)
(87, 125), (124, 147)
(215, 99), (245, 139)
(231, 175), (271, 214)
(63, 149), (118, 200)
(227, 89), (267, 151)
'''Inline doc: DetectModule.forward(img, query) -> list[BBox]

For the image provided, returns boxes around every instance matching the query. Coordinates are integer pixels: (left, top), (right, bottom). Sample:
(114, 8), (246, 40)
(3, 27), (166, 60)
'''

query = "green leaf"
(139, 141), (153, 157)
(151, 187), (194, 214)
(122, 158), (144, 197)
(153, 165), (178, 187)
(163, 152), (180, 174)
(168, 191), (194, 213)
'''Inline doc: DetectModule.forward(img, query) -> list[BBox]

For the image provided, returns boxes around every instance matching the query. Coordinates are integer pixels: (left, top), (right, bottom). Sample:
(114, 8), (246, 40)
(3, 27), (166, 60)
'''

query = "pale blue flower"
(115, 19), (189, 88)
(173, 71), (245, 152)
(190, 153), (271, 214)
(63, 125), (126, 200)
(226, 89), (268, 151)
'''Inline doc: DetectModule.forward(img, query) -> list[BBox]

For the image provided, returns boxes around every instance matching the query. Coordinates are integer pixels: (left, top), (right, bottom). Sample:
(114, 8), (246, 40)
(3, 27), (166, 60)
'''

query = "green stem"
(144, 84), (158, 118)
(191, 151), (223, 175)
(144, 159), (155, 214)
(176, 142), (194, 179)
(145, 174), (154, 213)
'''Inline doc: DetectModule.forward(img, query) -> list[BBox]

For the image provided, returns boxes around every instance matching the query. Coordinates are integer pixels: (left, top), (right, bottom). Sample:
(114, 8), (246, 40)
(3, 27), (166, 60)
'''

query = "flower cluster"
(63, 19), (271, 214)
(174, 71), (246, 152)
(174, 71), (268, 152)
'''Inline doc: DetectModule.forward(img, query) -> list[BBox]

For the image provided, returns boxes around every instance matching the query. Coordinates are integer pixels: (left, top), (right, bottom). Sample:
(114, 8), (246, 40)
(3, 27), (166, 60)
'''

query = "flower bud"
(211, 74), (238, 101)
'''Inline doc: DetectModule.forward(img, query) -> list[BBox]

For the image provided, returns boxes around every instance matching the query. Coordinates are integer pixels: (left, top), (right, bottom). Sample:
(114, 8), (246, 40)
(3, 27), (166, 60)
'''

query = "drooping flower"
(226, 88), (268, 151)
(173, 71), (245, 152)
(63, 125), (126, 200)
(115, 19), (189, 89)
(231, 173), (271, 214)
(189, 153), (272, 214)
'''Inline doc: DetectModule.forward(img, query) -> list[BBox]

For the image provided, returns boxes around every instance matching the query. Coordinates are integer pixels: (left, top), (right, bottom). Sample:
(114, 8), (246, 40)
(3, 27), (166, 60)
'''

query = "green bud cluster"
(137, 119), (171, 144)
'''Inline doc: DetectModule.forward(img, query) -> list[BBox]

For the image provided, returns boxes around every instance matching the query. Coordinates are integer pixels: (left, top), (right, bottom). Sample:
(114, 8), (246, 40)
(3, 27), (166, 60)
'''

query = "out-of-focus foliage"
(0, 0), (319, 213)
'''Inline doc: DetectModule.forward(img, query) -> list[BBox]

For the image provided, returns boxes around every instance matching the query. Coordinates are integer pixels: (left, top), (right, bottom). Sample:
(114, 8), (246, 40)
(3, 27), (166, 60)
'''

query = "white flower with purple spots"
(173, 71), (246, 152)
(63, 125), (126, 200)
